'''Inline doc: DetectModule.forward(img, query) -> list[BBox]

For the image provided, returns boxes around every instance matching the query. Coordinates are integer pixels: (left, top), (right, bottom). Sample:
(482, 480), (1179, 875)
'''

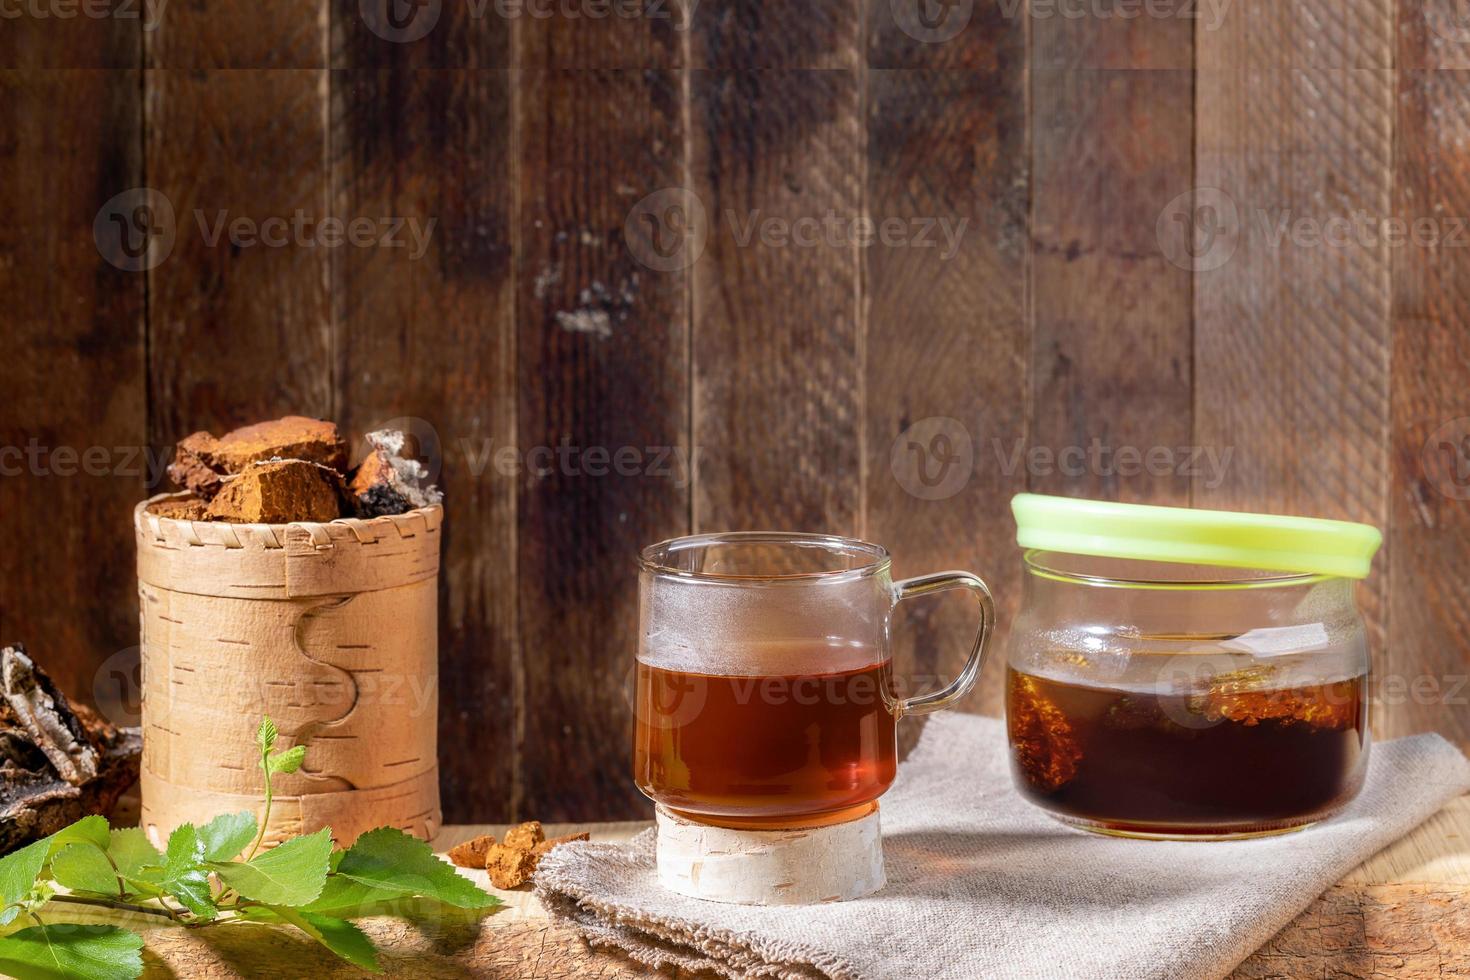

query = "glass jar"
(633, 532), (995, 829)
(1006, 495), (1382, 840)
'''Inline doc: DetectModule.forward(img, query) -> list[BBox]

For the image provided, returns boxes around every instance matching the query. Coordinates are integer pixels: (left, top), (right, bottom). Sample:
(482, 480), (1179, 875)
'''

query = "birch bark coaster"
(133, 493), (444, 850)
(654, 803), (885, 905)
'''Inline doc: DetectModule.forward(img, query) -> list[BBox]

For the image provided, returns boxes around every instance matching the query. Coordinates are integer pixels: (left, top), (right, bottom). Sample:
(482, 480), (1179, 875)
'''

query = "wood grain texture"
(690, 58), (863, 532)
(330, 13), (518, 823)
(68, 893), (1470, 980)
(867, 0), (1008, 68)
(0, 0), (142, 67)
(1193, 1), (1395, 698)
(38, 805), (1469, 979)
(864, 6), (1029, 724)
(144, 65), (334, 448)
(60, 911), (695, 979)
(147, 0), (328, 67)
(518, 0), (685, 67)
(516, 63), (690, 820)
(0, 65), (146, 700)
(1343, 796), (1470, 886)
(331, 0), (511, 67)
(687, 0), (860, 536)
(1030, 20), (1195, 504)
(1232, 885), (1470, 979)
(1388, 4), (1470, 749)
(694, 0), (853, 69)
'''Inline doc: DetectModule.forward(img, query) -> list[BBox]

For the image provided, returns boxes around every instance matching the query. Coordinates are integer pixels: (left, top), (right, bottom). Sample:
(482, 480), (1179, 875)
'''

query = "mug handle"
(890, 571), (996, 717)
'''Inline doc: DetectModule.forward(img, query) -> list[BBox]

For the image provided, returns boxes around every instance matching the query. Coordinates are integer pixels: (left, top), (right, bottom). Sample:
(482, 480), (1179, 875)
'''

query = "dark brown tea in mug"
(1008, 667), (1367, 837)
(634, 646), (897, 828)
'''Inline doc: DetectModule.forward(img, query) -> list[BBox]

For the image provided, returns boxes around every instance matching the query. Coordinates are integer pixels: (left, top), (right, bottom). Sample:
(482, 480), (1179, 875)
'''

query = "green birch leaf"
(24, 881), (56, 914)
(0, 817), (132, 924)
(301, 876), (401, 918)
(265, 906), (381, 973)
(196, 812), (257, 863)
(51, 845), (118, 896)
(105, 830), (162, 878)
(160, 825), (216, 921)
(0, 924), (143, 980)
(0, 839), (50, 926)
(212, 828), (331, 907)
(42, 817), (111, 855)
(266, 745), (306, 776)
(257, 717), (278, 753)
(304, 827), (497, 915)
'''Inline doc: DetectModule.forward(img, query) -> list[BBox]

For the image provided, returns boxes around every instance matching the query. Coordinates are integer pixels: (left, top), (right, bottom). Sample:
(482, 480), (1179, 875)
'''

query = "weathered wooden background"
(2, 1), (1468, 822)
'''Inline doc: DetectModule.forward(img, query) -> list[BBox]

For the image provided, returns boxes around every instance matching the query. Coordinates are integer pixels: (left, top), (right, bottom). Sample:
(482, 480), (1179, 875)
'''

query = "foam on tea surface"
(639, 576), (888, 676)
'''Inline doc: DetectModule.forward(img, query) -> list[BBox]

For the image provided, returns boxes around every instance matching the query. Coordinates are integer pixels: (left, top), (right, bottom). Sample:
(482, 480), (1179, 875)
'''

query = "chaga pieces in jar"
(168, 415), (349, 498)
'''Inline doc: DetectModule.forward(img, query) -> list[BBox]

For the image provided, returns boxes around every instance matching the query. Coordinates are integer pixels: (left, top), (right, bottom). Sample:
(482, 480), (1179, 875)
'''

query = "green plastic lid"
(1011, 494), (1383, 579)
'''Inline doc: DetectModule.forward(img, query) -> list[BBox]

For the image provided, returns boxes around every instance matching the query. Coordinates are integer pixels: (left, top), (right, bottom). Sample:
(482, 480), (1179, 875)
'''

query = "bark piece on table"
(0, 644), (141, 854)
(1, 643), (98, 784)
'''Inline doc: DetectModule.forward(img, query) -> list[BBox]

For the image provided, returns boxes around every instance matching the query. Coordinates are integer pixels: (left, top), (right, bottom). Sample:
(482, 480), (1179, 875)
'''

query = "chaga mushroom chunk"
(204, 459), (344, 524)
(346, 429), (443, 517)
(168, 416), (349, 499)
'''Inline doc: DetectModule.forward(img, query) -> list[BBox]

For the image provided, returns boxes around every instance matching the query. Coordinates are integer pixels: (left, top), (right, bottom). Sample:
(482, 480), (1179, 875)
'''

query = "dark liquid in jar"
(1007, 667), (1367, 836)
(633, 658), (897, 827)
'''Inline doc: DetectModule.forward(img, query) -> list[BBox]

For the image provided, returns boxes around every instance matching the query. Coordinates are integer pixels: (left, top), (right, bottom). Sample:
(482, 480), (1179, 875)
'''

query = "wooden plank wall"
(1194, 0), (1396, 722)
(1394, 0), (1470, 749)
(865, 1), (1027, 723)
(2, 1), (1468, 821)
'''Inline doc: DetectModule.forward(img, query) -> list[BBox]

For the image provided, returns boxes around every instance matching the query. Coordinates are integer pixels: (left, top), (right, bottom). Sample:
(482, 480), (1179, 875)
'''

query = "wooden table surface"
(45, 797), (1470, 978)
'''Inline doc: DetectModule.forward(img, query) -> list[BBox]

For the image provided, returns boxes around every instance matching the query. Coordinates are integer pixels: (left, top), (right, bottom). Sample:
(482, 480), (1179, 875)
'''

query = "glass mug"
(633, 532), (995, 829)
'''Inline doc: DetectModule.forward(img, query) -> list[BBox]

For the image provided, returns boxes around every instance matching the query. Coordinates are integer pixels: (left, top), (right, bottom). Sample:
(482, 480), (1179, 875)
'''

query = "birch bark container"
(134, 494), (443, 849)
(654, 803), (886, 905)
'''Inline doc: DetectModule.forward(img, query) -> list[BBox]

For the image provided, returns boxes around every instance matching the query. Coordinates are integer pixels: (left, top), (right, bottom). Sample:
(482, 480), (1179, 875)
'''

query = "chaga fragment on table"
(447, 834), (496, 870)
(167, 415), (349, 499)
(448, 822), (591, 889)
(0, 644), (141, 855)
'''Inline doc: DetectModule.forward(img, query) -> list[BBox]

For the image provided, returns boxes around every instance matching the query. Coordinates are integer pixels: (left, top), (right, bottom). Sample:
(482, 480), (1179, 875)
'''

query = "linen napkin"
(537, 714), (1470, 980)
